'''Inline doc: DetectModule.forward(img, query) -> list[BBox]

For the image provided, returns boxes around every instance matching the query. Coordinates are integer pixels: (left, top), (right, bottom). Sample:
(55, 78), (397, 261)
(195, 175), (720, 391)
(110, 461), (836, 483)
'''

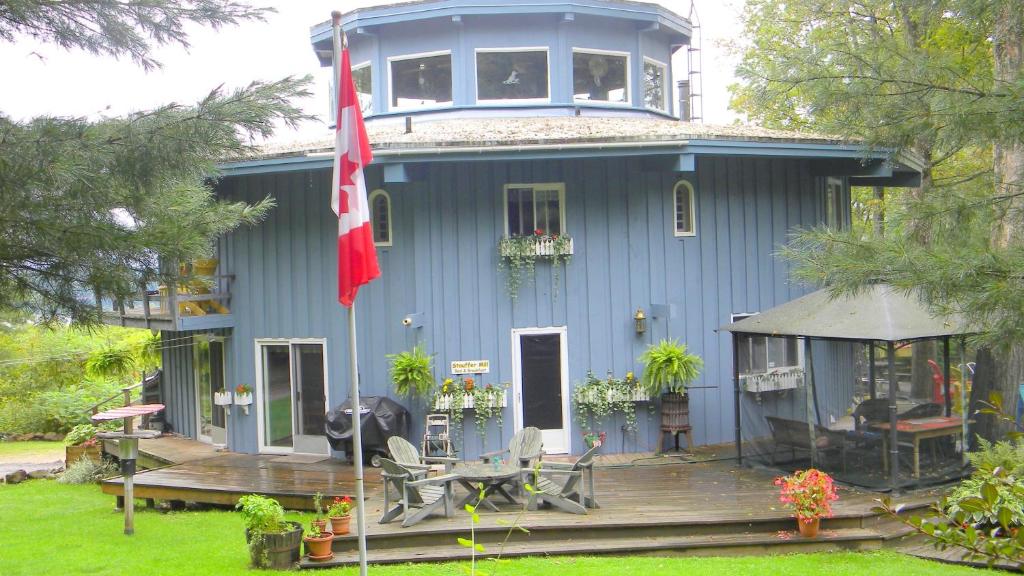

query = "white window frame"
(571, 47), (632, 106)
(368, 189), (393, 247)
(642, 57), (668, 112)
(673, 179), (697, 237)
(511, 326), (570, 454)
(474, 47), (552, 104)
(825, 176), (844, 230)
(253, 337), (330, 455)
(502, 182), (567, 237)
(386, 50), (454, 112)
(194, 334), (227, 446)
(730, 313), (805, 375)
(352, 60), (373, 116)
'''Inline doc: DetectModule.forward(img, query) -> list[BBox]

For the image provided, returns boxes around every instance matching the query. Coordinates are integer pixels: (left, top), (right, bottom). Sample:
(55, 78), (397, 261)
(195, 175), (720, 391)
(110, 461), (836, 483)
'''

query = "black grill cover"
(325, 396), (410, 456)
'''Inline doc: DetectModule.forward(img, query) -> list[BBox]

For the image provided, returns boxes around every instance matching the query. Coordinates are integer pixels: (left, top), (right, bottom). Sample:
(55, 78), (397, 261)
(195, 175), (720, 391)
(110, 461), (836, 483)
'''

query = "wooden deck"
(99, 440), (945, 566)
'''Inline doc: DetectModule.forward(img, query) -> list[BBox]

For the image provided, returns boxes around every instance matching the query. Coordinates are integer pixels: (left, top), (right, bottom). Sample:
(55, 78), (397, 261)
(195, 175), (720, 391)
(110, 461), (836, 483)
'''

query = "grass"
(0, 440), (63, 460)
(0, 480), (998, 576)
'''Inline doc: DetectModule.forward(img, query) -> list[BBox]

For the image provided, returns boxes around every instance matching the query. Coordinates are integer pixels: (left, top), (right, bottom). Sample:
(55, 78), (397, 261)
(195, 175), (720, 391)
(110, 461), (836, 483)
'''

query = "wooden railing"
(95, 273), (234, 325)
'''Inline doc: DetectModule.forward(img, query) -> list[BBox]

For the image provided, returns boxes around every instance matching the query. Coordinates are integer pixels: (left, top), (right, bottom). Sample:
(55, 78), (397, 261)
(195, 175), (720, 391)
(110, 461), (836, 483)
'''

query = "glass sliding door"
(195, 336), (227, 445)
(257, 340), (329, 454)
(262, 344), (294, 449)
(293, 344), (328, 453)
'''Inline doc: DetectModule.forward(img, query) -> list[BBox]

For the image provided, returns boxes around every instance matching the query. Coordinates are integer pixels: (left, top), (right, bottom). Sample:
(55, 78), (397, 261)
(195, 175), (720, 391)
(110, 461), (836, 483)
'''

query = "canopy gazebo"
(721, 284), (970, 491)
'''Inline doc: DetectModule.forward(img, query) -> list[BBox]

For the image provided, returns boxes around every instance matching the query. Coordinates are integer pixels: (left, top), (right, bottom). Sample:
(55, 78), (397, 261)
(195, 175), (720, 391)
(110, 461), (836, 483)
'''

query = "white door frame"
(511, 326), (570, 454)
(254, 338), (330, 455)
(194, 334), (227, 446)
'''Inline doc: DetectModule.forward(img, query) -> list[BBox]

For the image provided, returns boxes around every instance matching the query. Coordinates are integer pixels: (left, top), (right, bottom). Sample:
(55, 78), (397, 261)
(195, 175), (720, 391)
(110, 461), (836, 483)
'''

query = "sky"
(0, 0), (743, 143)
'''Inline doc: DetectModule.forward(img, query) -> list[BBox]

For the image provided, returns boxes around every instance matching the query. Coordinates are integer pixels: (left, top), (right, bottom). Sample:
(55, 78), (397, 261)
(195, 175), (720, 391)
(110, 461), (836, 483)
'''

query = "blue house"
(102, 0), (921, 460)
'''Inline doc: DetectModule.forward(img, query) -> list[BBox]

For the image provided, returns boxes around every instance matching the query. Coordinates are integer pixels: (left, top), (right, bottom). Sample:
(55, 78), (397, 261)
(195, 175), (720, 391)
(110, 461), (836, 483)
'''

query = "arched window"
(369, 189), (392, 247)
(673, 180), (696, 237)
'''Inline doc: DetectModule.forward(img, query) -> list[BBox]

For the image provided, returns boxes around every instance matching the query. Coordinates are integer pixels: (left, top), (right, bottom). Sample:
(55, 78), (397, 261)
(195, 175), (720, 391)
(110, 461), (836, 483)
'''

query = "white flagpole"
(332, 11), (369, 575)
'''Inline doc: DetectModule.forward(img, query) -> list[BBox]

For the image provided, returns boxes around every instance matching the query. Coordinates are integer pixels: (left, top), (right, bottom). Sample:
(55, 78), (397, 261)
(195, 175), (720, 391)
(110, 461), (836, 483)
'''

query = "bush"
(945, 437), (1024, 528)
(64, 424), (98, 446)
(59, 456), (118, 484)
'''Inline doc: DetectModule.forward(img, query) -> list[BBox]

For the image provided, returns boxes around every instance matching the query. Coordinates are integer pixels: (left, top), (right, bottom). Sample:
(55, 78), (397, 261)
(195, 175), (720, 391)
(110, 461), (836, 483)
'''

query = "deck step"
(299, 527), (884, 569)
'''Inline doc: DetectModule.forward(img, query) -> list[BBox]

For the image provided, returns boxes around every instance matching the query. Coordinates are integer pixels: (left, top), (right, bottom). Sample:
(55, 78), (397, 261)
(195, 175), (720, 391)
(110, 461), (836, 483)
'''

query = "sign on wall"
(450, 360), (490, 374)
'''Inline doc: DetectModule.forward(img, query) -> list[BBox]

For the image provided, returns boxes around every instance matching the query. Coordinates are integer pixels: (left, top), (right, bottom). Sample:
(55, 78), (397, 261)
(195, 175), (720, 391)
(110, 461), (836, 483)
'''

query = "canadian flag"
(332, 45), (380, 307)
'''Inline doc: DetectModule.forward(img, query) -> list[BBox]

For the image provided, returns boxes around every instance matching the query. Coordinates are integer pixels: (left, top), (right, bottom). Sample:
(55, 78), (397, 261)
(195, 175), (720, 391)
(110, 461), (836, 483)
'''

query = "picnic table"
(872, 416), (965, 479)
(453, 462), (521, 512)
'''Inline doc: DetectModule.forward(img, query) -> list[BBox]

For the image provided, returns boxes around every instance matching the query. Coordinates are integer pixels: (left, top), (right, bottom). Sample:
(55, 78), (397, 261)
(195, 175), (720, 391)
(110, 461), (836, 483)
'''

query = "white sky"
(0, 0), (742, 142)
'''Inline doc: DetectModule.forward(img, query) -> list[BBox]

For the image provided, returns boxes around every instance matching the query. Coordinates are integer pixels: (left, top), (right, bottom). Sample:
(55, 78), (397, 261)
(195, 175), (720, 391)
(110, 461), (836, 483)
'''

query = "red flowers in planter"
(774, 468), (839, 523)
(534, 228), (544, 236)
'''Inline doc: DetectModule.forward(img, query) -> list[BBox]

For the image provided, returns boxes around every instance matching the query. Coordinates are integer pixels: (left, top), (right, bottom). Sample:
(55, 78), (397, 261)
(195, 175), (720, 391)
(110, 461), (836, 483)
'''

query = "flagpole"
(332, 11), (369, 576)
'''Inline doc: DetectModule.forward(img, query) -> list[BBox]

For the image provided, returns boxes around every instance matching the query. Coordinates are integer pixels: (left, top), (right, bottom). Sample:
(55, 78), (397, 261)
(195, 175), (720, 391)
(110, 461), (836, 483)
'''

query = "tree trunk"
(911, 341), (936, 401)
(985, 2), (1024, 440)
(872, 186), (884, 238)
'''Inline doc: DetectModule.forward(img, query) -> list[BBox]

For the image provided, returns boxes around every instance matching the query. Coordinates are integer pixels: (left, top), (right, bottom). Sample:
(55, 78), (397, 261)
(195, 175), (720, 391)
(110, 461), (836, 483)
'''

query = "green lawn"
(0, 480), (997, 576)
(0, 440), (63, 460)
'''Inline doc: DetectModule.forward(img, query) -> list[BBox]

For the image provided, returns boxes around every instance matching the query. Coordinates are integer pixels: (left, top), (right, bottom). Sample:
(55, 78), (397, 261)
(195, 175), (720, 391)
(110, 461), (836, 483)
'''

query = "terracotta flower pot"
(797, 518), (820, 538)
(312, 518), (328, 533)
(330, 515), (351, 535)
(304, 532), (334, 561)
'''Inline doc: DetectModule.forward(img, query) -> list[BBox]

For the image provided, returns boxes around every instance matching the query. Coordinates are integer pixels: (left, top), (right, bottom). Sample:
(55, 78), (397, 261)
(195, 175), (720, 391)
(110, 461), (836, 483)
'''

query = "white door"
(512, 327), (570, 454)
(255, 340), (330, 455)
(195, 336), (227, 446)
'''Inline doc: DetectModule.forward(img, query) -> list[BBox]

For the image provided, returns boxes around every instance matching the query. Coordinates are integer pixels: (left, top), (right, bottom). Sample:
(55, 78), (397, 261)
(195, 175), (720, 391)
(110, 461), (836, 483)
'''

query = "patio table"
(453, 462), (521, 512)
(871, 416), (965, 479)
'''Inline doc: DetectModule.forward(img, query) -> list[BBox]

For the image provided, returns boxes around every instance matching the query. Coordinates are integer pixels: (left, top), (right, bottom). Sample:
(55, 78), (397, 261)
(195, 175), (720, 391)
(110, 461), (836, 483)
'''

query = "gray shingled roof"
(247, 116), (846, 161)
(719, 284), (966, 342)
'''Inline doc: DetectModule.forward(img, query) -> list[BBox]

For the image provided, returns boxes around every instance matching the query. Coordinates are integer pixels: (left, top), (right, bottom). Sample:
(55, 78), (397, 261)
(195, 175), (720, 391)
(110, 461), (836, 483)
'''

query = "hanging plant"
(387, 345), (435, 398)
(497, 231), (573, 299)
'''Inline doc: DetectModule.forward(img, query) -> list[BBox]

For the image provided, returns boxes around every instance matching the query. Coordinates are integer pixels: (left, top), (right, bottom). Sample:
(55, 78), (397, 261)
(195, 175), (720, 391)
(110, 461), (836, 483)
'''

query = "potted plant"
(774, 468), (839, 538)
(235, 383), (253, 415)
(639, 339), (703, 435)
(386, 345), (434, 399)
(236, 494), (302, 569)
(303, 523), (334, 561)
(64, 424), (102, 467)
(312, 492), (328, 533)
(327, 495), (354, 535)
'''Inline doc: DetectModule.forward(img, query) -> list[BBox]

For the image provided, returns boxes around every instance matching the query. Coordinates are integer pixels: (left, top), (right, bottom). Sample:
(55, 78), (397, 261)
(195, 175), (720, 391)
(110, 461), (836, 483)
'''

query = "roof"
(240, 116), (850, 160)
(220, 116), (922, 182)
(719, 284), (966, 342)
(310, 0), (692, 55)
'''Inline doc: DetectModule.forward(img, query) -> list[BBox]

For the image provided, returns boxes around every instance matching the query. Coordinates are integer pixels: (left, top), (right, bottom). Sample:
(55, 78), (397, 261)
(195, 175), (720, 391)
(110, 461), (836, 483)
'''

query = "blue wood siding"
(167, 156), (848, 458)
(160, 332), (195, 438)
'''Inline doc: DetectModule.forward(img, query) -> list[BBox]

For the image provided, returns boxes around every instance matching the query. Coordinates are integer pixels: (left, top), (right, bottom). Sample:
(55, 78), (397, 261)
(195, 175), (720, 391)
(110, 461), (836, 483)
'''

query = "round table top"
(454, 462), (519, 481)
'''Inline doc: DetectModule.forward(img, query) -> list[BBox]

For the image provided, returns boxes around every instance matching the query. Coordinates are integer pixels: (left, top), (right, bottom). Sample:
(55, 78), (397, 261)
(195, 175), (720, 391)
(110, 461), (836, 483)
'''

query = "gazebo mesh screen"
(739, 339), (971, 490)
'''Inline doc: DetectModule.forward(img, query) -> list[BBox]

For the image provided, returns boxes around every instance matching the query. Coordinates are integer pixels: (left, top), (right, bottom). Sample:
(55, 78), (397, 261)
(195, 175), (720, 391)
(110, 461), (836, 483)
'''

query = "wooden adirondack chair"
(480, 426), (543, 496)
(524, 445), (600, 515)
(387, 436), (457, 477)
(379, 457), (459, 527)
(480, 426), (543, 467)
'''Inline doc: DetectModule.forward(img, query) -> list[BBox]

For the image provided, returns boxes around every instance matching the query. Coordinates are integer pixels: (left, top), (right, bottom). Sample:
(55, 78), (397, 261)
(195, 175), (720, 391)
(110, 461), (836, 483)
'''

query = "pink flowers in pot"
(774, 468), (839, 523)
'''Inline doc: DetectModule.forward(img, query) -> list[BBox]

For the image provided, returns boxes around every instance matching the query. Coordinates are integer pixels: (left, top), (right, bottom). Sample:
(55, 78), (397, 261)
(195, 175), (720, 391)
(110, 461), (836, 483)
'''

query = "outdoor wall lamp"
(634, 308), (646, 335)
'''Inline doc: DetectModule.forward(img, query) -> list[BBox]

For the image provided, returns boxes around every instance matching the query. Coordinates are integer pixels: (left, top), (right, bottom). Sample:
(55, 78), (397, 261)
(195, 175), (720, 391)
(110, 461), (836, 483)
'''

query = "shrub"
(59, 456), (118, 484)
(945, 437), (1024, 528)
(64, 424), (99, 446)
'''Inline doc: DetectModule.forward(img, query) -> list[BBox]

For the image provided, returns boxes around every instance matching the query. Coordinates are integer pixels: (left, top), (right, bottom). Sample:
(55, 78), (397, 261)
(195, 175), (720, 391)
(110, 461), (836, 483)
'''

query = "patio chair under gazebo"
(721, 283), (971, 491)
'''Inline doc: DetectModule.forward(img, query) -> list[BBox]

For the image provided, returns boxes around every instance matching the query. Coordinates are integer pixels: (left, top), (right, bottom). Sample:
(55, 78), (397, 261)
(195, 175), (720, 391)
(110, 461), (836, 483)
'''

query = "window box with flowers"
(571, 371), (648, 436)
(234, 383), (253, 414)
(432, 377), (508, 443)
(498, 229), (573, 299)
